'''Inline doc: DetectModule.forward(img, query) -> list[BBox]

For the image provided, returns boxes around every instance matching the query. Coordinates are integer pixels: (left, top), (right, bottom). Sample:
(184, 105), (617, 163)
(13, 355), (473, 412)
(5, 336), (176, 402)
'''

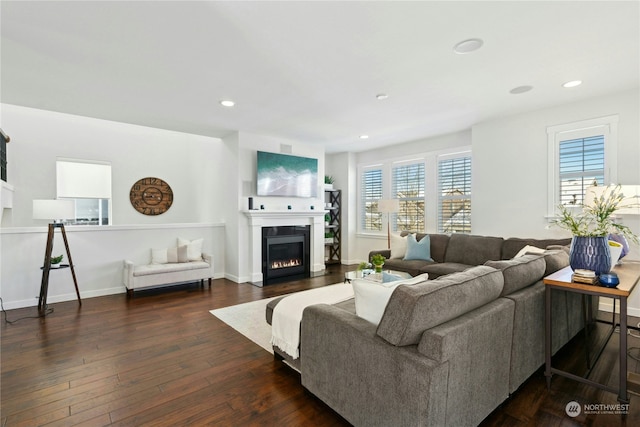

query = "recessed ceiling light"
(509, 85), (533, 94)
(453, 38), (484, 54)
(359, 135), (369, 139)
(376, 94), (388, 100)
(562, 80), (582, 88)
(220, 100), (235, 107)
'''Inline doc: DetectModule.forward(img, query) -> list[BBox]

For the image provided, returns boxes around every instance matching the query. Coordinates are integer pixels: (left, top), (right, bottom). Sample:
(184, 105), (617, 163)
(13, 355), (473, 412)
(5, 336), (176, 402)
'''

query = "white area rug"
(210, 296), (281, 354)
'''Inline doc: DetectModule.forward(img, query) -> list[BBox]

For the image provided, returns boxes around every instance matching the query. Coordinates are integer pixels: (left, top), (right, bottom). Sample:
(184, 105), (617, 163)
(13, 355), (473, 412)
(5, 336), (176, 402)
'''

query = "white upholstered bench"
(123, 253), (214, 297)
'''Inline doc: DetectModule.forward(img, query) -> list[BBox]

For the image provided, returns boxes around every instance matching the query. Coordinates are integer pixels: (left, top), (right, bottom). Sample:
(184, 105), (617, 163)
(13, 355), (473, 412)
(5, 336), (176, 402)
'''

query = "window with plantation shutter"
(392, 161), (425, 232)
(438, 155), (471, 233)
(360, 167), (383, 231)
(558, 136), (604, 206)
(547, 115), (617, 216)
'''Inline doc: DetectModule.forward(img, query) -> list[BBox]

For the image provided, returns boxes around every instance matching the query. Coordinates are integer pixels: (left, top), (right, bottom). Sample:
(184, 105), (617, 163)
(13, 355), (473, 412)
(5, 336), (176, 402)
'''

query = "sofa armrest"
(123, 260), (135, 288)
(301, 304), (447, 427)
(368, 249), (391, 263)
(202, 253), (212, 265)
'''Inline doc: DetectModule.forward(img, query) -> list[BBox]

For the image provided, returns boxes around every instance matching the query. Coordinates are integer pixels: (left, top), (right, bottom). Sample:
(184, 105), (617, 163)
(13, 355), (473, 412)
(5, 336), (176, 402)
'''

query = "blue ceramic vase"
(569, 236), (612, 275)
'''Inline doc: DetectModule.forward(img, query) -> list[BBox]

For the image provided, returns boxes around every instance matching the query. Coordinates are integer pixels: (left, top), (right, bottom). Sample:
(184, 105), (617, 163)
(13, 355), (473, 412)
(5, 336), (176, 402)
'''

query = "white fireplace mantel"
(242, 210), (327, 286)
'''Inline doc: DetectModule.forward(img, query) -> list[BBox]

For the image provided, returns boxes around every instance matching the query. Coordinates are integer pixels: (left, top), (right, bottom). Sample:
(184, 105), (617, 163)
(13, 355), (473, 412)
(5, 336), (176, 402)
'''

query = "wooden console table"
(544, 262), (640, 403)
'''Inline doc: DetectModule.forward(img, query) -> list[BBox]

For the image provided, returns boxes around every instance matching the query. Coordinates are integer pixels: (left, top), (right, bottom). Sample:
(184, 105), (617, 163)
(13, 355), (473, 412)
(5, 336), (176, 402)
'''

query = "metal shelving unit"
(324, 189), (341, 265)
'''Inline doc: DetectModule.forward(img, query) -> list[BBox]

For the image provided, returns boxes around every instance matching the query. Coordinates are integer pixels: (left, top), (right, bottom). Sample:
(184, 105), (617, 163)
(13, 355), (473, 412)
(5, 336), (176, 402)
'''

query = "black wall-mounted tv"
(256, 151), (318, 198)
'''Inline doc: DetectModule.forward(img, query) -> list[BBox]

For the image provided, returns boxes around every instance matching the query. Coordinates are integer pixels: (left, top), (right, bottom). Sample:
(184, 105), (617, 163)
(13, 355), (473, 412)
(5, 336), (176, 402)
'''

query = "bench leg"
(208, 277), (212, 288)
(126, 288), (134, 298)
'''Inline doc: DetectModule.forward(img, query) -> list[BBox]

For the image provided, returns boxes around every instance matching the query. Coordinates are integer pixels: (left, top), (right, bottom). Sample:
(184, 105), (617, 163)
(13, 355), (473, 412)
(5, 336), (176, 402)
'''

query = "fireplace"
(262, 226), (310, 285)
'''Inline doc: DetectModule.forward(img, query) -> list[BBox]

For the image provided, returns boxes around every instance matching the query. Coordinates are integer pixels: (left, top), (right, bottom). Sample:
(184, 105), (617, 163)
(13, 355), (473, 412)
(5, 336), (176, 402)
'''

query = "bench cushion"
(133, 260), (210, 277)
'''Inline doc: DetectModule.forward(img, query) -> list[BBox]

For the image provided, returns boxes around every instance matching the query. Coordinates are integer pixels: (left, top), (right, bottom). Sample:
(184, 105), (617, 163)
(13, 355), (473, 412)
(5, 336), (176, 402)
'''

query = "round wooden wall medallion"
(129, 177), (173, 215)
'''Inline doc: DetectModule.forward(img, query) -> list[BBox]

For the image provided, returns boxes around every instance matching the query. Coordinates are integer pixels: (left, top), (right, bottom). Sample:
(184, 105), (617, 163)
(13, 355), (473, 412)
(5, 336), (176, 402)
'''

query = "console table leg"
(545, 286), (552, 389)
(620, 297), (629, 403)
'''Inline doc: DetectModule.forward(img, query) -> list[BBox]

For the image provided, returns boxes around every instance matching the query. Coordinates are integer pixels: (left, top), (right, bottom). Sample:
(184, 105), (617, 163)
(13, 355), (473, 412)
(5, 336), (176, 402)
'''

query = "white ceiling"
(1, 1), (638, 153)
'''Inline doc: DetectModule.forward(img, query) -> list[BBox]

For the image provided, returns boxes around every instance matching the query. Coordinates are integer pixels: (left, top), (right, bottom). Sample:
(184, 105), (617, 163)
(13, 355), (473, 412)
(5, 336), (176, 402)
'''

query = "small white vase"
(608, 240), (623, 270)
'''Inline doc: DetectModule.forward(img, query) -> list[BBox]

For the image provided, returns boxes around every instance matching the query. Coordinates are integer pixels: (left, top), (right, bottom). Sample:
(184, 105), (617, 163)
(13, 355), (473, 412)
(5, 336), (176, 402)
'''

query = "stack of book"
(572, 269), (598, 285)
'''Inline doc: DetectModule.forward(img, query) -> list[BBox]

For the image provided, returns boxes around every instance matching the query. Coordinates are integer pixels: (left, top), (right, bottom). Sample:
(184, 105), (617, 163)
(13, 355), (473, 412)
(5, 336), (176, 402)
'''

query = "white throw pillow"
(151, 248), (168, 264)
(352, 273), (429, 325)
(514, 245), (546, 258)
(389, 233), (409, 259)
(178, 237), (204, 261)
(167, 245), (189, 263)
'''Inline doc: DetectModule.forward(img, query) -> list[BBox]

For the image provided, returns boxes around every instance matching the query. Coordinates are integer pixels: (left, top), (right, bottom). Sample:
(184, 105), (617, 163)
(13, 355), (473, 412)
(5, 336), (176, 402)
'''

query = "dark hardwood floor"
(2, 264), (639, 426)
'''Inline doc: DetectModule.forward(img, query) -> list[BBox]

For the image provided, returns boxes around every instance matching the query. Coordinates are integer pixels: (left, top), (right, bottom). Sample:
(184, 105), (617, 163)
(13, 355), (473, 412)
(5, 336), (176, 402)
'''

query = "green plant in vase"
(371, 253), (386, 273)
(550, 184), (639, 274)
(50, 254), (64, 268)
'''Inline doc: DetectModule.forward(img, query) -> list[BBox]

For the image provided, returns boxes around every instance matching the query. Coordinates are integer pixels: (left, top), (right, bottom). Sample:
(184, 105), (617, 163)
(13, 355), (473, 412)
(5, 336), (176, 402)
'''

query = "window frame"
(437, 151), (472, 234)
(392, 159), (426, 233)
(357, 147), (471, 237)
(546, 115), (618, 217)
(56, 158), (113, 226)
(358, 164), (384, 233)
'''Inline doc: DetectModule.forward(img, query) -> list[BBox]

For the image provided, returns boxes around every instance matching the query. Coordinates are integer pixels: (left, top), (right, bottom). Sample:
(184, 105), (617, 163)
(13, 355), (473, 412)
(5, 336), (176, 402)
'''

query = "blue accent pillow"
(403, 234), (434, 261)
(382, 271), (404, 283)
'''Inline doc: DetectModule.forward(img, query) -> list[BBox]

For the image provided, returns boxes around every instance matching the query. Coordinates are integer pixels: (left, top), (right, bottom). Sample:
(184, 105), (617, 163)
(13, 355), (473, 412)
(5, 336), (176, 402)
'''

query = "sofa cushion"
(382, 258), (429, 277)
(501, 237), (572, 259)
(513, 245), (546, 258)
(418, 262), (473, 279)
(540, 249), (570, 276)
(178, 237), (204, 261)
(353, 273), (430, 325)
(400, 232), (450, 263)
(485, 255), (546, 296)
(444, 234), (504, 266)
(404, 234), (434, 261)
(151, 245), (189, 264)
(377, 266), (504, 346)
(389, 233), (409, 259)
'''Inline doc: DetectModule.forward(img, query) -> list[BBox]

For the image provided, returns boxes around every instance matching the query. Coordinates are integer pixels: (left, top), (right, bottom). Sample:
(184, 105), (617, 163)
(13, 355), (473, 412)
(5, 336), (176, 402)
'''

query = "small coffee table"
(344, 269), (411, 283)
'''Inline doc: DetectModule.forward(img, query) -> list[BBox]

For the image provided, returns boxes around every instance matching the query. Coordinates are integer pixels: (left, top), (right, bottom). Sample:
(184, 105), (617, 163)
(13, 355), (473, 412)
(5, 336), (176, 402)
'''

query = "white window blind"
(438, 155), (471, 233)
(361, 167), (383, 231)
(392, 161), (425, 232)
(558, 135), (604, 206)
(56, 158), (112, 225)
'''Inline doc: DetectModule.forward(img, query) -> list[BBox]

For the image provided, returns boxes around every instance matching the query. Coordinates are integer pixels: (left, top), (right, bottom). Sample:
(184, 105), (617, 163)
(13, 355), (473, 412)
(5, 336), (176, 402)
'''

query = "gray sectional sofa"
(299, 246), (591, 426)
(263, 233), (592, 427)
(370, 232), (572, 278)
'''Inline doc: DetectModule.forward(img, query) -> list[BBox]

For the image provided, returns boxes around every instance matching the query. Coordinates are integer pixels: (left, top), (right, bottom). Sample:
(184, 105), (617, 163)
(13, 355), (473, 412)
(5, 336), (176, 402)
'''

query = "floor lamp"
(378, 199), (400, 249)
(33, 199), (81, 315)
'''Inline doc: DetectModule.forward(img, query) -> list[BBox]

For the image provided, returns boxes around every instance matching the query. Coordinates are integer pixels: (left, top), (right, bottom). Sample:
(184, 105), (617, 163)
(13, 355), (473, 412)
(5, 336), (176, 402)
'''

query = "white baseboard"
(598, 297), (640, 318)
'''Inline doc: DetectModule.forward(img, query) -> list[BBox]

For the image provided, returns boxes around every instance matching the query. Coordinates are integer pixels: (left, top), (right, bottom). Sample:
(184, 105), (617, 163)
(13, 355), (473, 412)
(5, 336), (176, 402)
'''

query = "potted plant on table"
(551, 185), (639, 274)
(371, 253), (386, 273)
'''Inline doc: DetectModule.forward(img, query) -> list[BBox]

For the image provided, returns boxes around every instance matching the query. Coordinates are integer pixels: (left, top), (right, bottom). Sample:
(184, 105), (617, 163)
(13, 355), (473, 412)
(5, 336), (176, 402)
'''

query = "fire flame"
(271, 259), (302, 269)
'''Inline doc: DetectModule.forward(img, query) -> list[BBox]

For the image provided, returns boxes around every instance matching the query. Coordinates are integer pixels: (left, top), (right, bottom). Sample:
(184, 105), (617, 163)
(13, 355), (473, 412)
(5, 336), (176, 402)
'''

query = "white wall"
(330, 89), (640, 314)
(472, 89), (640, 315)
(342, 130), (472, 263)
(1, 223), (225, 309)
(0, 104), (227, 308)
(472, 89), (640, 241)
(222, 131), (326, 283)
(326, 152), (357, 264)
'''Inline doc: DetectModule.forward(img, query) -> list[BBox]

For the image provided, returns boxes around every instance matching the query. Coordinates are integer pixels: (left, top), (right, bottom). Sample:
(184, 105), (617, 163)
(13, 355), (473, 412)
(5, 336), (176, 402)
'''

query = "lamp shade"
(33, 199), (75, 221)
(378, 199), (400, 213)
(584, 185), (640, 215)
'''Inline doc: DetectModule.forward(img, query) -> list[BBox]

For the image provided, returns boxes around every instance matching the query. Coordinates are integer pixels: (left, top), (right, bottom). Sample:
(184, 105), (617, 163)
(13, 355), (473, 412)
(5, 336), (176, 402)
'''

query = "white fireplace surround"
(243, 210), (327, 286)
